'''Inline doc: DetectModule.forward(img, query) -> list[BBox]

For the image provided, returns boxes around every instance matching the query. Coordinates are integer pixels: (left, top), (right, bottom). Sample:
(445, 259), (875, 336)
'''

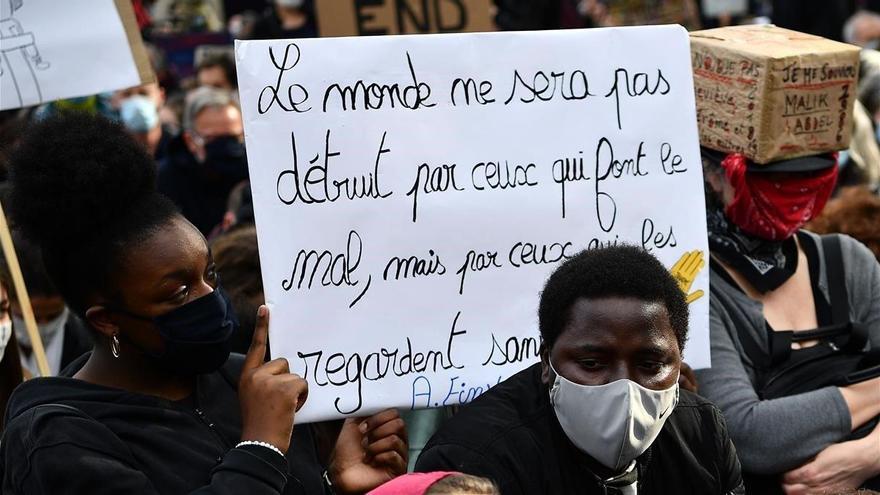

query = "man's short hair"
(538, 245), (689, 352)
(182, 86), (239, 131)
(196, 53), (237, 89)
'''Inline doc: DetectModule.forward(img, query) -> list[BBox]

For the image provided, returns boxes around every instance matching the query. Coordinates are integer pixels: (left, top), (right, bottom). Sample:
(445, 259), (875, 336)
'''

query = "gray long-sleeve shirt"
(695, 232), (880, 474)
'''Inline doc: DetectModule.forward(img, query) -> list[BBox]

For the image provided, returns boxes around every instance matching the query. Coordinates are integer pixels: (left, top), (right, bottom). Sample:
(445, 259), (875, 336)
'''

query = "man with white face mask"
(416, 245), (744, 494)
(4, 233), (92, 376)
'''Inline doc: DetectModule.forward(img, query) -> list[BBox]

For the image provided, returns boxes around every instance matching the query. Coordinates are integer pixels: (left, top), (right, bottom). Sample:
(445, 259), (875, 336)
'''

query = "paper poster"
(315, 0), (492, 37)
(0, 0), (153, 111)
(236, 26), (710, 422)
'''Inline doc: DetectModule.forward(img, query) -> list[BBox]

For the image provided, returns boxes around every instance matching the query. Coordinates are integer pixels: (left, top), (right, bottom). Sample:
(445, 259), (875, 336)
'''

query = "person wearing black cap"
(695, 149), (880, 494)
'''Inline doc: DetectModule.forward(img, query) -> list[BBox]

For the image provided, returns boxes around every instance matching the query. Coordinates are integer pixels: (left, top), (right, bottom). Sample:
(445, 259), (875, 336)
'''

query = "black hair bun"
(7, 112), (158, 246)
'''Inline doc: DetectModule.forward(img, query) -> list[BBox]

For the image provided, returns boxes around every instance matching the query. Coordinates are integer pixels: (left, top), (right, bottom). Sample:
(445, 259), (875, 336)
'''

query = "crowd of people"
(0, 1), (878, 494)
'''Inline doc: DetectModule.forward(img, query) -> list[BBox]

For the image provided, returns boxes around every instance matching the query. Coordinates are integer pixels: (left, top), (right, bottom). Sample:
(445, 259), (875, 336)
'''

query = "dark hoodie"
(0, 353), (326, 494)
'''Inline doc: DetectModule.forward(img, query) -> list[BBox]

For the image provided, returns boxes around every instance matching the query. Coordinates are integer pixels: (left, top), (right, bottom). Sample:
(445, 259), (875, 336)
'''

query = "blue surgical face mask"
(116, 285), (238, 375)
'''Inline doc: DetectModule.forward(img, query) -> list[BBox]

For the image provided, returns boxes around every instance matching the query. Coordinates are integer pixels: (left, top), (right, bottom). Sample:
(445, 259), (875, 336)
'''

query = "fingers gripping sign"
(670, 250), (706, 304)
(328, 408), (409, 494)
(239, 305), (309, 454)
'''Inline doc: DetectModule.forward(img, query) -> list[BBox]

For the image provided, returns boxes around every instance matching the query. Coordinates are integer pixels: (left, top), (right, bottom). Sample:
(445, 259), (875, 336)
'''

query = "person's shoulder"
(804, 231), (875, 266)
(834, 233), (878, 268)
(664, 390), (728, 443)
(422, 364), (550, 454)
(2, 398), (128, 461)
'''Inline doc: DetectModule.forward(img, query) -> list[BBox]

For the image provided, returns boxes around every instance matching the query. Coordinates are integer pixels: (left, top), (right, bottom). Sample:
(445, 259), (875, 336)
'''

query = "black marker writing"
(450, 77), (495, 106)
(276, 130), (393, 205)
(383, 249), (447, 281)
(455, 250), (503, 295)
(258, 43), (310, 114)
(552, 151), (590, 219)
(406, 162), (465, 222)
(504, 68), (593, 104)
(281, 230), (372, 308)
(604, 68), (670, 129)
(297, 312), (466, 414)
(322, 51), (436, 112)
(471, 160), (537, 191)
(594, 137), (648, 232)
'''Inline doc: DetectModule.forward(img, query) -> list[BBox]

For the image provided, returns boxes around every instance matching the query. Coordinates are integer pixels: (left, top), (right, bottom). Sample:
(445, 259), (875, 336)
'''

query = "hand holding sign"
(670, 250), (706, 304)
(238, 305), (309, 454)
(328, 409), (408, 494)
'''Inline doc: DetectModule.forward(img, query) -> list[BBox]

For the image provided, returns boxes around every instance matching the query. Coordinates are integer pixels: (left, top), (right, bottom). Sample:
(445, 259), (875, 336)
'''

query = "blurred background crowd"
(0, 0), (879, 481)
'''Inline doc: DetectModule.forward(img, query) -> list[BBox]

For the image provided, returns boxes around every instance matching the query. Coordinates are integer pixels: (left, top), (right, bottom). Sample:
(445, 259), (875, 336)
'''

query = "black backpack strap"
(819, 235), (872, 352)
(820, 235), (850, 325)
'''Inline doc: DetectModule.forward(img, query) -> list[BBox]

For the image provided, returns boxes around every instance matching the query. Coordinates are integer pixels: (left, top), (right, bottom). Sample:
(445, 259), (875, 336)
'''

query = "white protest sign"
(236, 26), (710, 423)
(0, 0), (152, 111)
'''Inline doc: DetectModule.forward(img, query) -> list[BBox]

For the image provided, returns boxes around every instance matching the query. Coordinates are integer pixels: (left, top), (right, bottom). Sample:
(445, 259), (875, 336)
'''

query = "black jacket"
(0, 354), (326, 494)
(157, 136), (245, 236)
(416, 363), (745, 495)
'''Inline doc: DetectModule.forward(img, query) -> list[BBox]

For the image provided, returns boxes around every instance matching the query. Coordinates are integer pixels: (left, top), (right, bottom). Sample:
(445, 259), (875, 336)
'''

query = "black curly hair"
(538, 245), (689, 352)
(6, 112), (178, 316)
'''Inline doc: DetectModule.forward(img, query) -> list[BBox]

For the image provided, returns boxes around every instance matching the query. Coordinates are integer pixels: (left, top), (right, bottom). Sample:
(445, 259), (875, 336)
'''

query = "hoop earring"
(110, 334), (121, 358)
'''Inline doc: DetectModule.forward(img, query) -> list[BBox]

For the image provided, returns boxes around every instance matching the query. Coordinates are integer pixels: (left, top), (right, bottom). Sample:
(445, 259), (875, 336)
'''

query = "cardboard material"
(691, 25), (861, 164)
(114, 0), (156, 85)
(315, 0), (492, 37)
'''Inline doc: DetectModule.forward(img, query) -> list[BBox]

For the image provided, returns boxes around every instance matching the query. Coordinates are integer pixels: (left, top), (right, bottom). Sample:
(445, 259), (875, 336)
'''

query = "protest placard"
(235, 26), (710, 422)
(315, 0), (492, 37)
(0, 0), (153, 111)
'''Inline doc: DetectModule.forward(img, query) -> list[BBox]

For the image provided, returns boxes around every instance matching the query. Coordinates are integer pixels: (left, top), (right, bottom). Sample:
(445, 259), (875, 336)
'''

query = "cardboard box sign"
(316, 0), (492, 37)
(690, 25), (861, 164)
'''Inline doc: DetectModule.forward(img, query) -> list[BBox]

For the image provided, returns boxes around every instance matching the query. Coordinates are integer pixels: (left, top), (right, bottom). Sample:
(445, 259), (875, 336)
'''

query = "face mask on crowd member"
(120, 95), (163, 157)
(719, 153), (838, 241)
(11, 296), (68, 349)
(109, 276), (238, 375)
(182, 87), (248, 182)
(0, 286), (13, 362)
(542, 295), (682, 476)
(703, 150), (839, 293)
(113, 82), (165, 113)
(276, 0), (305, 8)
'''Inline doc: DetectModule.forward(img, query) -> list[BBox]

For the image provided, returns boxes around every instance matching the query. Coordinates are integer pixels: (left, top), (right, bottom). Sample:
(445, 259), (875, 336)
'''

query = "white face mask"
(13, 307), (68, 349)
(0, 320), (12, 361)
(549, 363), (679, 472)
(275, 0), (304, 8)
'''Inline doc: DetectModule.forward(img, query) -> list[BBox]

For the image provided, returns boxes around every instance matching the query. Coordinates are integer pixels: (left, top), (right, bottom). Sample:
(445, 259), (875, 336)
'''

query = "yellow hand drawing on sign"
(670, 250), (705, 304)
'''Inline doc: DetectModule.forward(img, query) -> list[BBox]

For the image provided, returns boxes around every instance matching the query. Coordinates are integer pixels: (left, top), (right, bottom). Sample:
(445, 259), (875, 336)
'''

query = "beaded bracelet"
(236, 440), (285, 459)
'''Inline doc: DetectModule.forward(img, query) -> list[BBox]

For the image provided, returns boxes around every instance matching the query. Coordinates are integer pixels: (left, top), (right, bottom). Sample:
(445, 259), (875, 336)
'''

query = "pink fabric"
(367, 472), (459, 495)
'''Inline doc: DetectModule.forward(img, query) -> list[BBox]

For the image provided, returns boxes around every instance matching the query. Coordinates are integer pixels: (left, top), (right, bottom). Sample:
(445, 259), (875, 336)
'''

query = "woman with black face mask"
(0, 113), (408, 495)
(695, 149), (880, 494)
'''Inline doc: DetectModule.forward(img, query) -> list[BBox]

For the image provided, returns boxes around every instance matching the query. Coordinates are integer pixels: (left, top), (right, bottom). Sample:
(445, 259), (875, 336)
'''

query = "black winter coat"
(416, 363), (745, 495)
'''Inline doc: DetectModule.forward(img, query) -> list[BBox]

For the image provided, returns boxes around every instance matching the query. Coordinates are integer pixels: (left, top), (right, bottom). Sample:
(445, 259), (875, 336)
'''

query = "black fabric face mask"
(706, 203), (798, 293)
(203, 136), (248, 182)
(119, 286), (239, 375)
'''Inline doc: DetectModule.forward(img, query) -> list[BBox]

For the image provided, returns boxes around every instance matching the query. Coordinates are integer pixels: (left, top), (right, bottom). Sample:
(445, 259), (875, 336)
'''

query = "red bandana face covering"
(721, 154), (839, 241)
